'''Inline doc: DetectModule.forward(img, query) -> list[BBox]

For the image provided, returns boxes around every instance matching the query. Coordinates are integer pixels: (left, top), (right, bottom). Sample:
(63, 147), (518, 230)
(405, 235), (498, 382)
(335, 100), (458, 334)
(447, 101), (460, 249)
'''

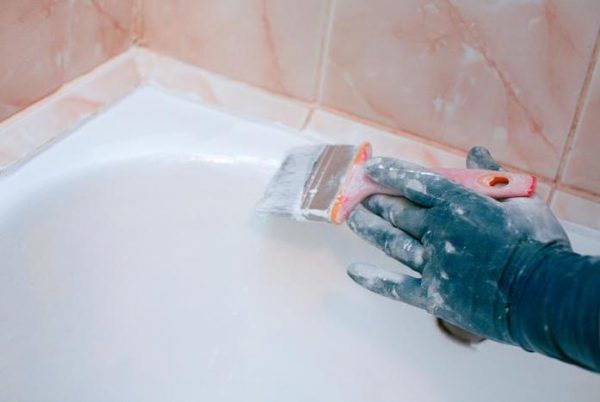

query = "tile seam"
(549, 28), (600, 204)
(314, 0), (337, 107)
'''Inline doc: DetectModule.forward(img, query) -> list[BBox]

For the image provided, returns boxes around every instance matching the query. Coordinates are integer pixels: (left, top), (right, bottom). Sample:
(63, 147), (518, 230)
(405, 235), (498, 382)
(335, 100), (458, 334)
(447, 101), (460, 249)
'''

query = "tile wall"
(0, 0), (137, 121)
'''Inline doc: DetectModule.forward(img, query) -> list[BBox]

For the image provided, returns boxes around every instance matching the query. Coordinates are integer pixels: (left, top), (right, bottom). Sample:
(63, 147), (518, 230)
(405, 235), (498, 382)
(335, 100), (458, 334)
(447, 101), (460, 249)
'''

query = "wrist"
(503, 241), (600, 371)
(500, 241), (572, 346)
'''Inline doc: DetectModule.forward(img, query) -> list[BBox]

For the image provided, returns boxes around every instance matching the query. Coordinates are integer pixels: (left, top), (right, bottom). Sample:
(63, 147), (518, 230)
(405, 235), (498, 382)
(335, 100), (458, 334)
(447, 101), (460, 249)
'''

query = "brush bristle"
(255, 145), (326, 220)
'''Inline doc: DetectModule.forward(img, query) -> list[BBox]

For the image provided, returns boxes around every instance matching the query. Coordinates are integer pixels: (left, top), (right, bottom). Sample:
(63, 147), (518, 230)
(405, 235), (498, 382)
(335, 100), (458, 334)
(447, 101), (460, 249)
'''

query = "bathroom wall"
(0, 0), (138, 122)
(321, 1), (600, 180)
(140, 0), (600, 197)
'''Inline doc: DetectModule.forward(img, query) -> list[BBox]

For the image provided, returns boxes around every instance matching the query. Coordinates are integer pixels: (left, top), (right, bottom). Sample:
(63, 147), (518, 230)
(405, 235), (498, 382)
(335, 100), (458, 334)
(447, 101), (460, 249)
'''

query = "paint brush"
(256, 142), (536, 224)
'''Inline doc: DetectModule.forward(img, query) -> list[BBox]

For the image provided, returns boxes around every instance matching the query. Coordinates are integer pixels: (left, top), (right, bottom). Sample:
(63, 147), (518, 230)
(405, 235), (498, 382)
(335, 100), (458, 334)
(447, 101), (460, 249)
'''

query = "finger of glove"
(363, 194), (429, 239)
(365, 157), (465, 207)
(347, 207), (425, 273)
(466, 146), (504, 171)
(347, 263), (426, 309)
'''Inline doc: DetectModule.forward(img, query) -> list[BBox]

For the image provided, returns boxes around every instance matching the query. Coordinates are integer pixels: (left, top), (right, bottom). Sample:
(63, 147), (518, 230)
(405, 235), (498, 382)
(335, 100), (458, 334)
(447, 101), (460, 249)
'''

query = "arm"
(508, 243), (600, 371)
(346, 147), (600, 372)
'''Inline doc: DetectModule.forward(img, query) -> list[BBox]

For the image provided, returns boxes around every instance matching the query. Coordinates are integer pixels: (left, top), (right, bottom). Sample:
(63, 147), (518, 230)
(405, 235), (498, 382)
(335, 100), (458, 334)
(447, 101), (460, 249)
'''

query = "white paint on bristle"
(255, 145), (325, 220)
(303, 207), (331, 220)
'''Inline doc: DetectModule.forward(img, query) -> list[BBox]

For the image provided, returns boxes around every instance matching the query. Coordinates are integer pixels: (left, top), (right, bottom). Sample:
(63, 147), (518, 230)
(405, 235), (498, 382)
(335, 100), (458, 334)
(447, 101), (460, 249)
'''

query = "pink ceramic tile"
(0, 0), (135, 122)
(142, 0), (330, 101)
(551, 190), (600, 230)
(0, 52), (140, 169)
(134, 49), (310, 129)
(64, 0), (136, 81)
(0, 1), (70, 121)
(562, 59), (600, 195)
(322, 0), (600, 178)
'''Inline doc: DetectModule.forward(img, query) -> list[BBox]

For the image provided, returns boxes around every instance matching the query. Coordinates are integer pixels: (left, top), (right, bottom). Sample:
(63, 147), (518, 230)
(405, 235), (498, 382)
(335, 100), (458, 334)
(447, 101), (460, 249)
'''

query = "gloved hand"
(346, 147), (569, 344)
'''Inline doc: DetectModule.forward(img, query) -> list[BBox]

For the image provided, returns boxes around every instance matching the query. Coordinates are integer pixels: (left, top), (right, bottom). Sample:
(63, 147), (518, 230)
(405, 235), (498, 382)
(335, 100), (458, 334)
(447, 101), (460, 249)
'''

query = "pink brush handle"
(353, 167), (535, 199)
(431, 168), (535, 198)
(332, 159), (536, 224)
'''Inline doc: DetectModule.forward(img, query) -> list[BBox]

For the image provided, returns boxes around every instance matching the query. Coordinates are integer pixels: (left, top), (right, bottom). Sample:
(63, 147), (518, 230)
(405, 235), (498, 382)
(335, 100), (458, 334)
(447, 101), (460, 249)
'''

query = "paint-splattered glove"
(347, 147), (600, 371)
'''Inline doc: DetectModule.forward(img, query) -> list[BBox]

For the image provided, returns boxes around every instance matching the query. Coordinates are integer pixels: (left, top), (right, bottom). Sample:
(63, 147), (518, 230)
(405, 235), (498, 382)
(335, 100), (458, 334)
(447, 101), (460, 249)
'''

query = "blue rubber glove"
(347, 147), (600, 371)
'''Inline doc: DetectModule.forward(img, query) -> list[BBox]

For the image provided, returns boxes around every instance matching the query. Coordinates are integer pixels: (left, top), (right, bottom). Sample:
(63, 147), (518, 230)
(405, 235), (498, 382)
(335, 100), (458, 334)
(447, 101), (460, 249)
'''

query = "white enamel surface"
(0, 87), (598, 401)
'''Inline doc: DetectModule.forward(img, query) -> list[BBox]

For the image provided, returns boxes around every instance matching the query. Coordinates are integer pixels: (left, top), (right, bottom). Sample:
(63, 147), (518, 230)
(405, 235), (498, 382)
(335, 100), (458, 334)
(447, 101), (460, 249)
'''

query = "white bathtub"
(1, 87), (598, 401)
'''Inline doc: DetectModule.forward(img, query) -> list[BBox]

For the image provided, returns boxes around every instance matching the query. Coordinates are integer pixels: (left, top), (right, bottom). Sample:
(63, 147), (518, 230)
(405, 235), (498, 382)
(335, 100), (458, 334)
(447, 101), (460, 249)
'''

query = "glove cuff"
(503, 241), (600, 371)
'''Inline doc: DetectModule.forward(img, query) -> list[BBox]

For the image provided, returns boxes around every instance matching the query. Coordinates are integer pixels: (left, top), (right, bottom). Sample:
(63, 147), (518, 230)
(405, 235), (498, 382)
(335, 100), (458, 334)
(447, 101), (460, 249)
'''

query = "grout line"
(130, 46), (147, 82)
(549, 29), (600, 204)
(132, 0), (144, 45)
(64, 0), (74, 80)
(314, 0), (337, 107)
(299, 107), (316, 131)
(554, 183), (600, 203)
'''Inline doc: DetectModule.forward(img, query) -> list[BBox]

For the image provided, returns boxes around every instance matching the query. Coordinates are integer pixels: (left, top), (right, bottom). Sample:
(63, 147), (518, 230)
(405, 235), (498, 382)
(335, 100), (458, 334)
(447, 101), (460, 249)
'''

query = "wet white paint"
(0, 87), (599, 401)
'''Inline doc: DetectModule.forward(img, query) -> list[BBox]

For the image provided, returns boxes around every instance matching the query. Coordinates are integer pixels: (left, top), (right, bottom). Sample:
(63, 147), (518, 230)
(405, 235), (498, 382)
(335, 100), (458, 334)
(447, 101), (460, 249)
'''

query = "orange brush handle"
(330, 143), (536, 224)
